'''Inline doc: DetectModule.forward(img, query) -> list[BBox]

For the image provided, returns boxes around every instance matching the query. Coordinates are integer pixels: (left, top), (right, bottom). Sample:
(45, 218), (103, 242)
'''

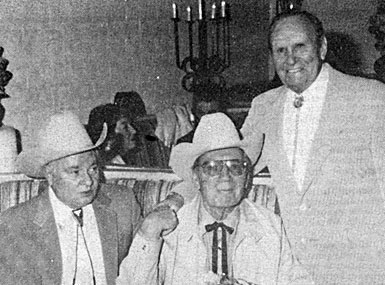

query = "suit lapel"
(300, 103), (333, 195)
(301, 69), (343, 195)
(265, 88), (301, 198)
(93, 193), (118, 285)
(173, 197), (208, 284)
(31, 186), (119, 284)
(33, 191), (62, 285)
(231, 203), (264, 251)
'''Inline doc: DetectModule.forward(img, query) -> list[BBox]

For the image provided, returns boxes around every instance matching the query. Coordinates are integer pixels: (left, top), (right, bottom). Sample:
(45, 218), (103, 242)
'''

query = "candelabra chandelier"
(171, 0), (230, 93)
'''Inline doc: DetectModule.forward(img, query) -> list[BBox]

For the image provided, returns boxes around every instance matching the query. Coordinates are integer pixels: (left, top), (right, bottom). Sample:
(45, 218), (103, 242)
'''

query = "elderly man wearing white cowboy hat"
(117, 112), (312, 285)
(0, 111), (142, 285)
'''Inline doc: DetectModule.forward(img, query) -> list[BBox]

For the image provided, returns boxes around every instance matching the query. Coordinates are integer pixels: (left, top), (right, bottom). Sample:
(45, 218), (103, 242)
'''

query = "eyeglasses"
(198, 159), (248, 177)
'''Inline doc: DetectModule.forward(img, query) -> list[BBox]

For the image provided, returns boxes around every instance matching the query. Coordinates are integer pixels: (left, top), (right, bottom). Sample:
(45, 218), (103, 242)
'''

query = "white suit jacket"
(118, 196), (312, 285)
(241, 64), (385, 284)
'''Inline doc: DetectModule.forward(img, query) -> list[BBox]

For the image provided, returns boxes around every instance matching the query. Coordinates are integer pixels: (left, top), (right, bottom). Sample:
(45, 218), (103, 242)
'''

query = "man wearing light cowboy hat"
(117, 112), (312, 285)
(0, 111), (142, 285)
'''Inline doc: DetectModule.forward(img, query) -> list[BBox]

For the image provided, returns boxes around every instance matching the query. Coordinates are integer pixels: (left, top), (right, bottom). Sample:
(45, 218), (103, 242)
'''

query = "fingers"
(140, 205), (179, 240)
(153, 193), (184, 213)
(161, 209), (178, 237)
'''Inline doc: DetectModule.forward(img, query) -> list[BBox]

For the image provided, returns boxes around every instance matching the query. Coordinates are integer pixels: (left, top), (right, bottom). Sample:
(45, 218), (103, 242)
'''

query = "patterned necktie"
(205, 222), (234, 276)
(72, 208), (83, 227)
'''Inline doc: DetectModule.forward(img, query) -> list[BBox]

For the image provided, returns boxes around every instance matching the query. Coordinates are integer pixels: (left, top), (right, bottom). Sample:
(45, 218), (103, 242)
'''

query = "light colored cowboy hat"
(169, 112), (262, 182)
(17, 111), (107, 178)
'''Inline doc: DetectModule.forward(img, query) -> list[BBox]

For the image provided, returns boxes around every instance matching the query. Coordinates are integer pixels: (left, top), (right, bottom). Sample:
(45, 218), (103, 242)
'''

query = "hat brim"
(169, 137), (262, 182)
(17, 124), (107, 178)
(0, 92), (10, 99)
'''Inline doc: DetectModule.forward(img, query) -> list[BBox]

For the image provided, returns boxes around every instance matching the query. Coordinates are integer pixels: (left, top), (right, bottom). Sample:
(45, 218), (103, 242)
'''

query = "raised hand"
(139, 205), (179, 240)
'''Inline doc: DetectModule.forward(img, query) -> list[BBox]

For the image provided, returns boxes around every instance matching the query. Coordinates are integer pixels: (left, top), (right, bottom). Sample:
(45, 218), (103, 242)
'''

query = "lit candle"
(187, 6), (192, 22)
(198, 0), (203, 20)
(221, 1), (226, 18)
(172, 3), (177, 19)
(211, 3), (216, 19)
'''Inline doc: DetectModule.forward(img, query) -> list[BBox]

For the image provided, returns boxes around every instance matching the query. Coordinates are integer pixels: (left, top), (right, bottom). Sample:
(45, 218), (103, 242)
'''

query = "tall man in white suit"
(241, 10), (385, 284)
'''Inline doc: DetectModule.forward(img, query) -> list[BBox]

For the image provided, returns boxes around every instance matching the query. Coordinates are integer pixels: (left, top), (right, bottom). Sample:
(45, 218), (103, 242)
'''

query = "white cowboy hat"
(17, 111), (107, 178)
(169, 112), (262, 182)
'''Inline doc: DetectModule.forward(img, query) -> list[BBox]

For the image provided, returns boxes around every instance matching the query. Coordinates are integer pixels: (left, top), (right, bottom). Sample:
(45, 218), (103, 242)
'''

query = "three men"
(0, 111), (141, 284)
(117, 113), (311, 284)
(241, 11), (385, 283)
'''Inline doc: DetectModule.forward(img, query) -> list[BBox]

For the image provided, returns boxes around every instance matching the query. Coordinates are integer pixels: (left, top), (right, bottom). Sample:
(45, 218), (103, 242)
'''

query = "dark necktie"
(205, 222), (234, 276)
(72, 208), (83, 227)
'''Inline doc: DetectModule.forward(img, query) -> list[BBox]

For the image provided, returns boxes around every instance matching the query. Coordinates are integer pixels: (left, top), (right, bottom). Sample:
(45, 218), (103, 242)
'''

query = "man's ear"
(320, 36), (327, 61)
(192, 170), (201, 191)
(44, 165), (54, 187)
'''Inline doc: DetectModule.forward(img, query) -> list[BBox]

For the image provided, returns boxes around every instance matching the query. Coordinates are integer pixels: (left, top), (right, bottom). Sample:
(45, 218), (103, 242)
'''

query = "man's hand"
(153, 192), (184, 212)
(139, 205), (178, 240)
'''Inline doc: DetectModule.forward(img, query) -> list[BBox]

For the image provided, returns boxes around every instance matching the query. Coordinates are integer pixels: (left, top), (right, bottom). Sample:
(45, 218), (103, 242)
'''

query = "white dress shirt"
(282, 65), (329, 191)
(49, 188), (107, 285)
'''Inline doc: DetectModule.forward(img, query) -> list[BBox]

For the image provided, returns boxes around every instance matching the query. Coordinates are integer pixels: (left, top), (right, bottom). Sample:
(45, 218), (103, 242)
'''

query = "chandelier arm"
(173, 18), (182, 69)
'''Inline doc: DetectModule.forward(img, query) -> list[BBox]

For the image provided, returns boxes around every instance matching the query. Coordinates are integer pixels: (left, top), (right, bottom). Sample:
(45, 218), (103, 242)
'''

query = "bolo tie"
(293, 94), (304, 108)
(72, 208), (96, 285)
(292, 94), (303, 172)
(205, 221), (234, 277)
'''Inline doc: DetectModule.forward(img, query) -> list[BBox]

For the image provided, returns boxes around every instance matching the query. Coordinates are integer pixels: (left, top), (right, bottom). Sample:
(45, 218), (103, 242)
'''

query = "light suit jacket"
(241, 64), (385, 284)
(119, 196), (312, 285)
(0, 183), (141, 285)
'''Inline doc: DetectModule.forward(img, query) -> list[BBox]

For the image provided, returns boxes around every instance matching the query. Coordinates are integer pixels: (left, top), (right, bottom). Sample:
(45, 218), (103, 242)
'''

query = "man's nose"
(128, 124), (137, 134)
(81, 171), (94, 186)
(285, 50), (296, 65)
(219, 164), (231, 178)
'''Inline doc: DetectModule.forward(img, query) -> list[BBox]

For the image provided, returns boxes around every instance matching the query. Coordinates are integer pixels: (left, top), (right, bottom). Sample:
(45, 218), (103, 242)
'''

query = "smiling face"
(271, 16), (327, 94)
(46, 151), (100, 209)
(193, 148), (248, 217)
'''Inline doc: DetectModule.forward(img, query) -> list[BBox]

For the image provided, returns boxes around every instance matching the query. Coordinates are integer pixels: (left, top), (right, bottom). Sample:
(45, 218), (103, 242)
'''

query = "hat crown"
(192, 112), (241, 149)
(39, 111), (94, 153)
(17, 111), (106, 178)
(169, 112), (263, 182)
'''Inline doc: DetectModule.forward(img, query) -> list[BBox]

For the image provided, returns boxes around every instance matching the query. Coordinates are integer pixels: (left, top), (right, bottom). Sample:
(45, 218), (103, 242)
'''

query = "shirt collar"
(178, 196), (264, 243)
(49, 187), (93, 227)
(197, 195), (240, 236)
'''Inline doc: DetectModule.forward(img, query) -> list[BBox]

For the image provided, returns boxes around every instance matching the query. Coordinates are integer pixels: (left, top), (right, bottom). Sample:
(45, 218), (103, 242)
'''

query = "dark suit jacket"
(176, 129), (194, 144)
(241, 64), (385, 283)
(0, 183), (141, 285)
